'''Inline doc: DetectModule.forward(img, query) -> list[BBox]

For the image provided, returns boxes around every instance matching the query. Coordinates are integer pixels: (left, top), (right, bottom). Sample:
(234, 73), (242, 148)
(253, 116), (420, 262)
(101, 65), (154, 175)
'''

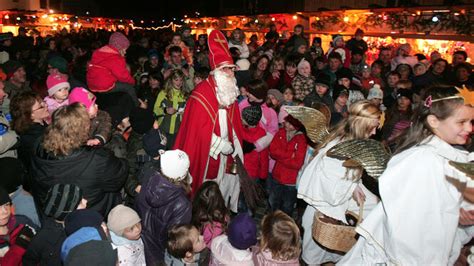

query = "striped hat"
(44, 184), (83, 221)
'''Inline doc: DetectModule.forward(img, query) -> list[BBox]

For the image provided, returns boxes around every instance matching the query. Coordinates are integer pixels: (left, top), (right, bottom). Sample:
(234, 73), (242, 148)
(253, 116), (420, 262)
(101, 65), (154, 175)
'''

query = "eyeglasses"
(32, 101), (47, 112)
(222, 66), (236, 72)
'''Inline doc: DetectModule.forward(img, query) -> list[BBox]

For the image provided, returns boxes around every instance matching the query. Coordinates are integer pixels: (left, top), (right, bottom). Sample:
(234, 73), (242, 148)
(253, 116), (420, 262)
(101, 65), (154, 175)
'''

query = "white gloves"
(221, 139), (234, 155)
(210, 134), (234, 159)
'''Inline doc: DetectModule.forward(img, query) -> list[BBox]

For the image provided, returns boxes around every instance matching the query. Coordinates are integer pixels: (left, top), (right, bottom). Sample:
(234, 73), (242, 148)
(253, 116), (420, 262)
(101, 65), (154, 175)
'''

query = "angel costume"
(339, 135), (470, 265)
(297, 138), (379, 264)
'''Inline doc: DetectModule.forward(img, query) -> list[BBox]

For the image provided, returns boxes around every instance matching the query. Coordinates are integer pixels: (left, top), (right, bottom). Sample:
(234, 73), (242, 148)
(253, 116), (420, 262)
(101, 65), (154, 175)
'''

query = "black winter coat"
(135, 173), (191, 265)
(22, 218), (66, 266)
(30, 143), (128, 218)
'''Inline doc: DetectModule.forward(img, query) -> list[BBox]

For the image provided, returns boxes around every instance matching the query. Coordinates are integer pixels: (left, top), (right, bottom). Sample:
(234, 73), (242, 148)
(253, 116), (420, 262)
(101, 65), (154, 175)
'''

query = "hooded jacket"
(135, 173), (191, 265)
(30, 142), (128, 217)
(87, 45), (135, 92)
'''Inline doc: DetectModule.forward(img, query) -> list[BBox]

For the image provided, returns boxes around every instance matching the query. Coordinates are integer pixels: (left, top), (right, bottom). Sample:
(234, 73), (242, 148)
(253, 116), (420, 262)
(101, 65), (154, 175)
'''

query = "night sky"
(96, 0), (220, 20)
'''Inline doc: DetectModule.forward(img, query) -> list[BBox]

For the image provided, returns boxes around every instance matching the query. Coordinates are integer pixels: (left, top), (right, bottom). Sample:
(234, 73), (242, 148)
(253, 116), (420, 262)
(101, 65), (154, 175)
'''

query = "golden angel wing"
(285, 105), (329, 144)
(449, 161), (474, 178)
(326, 139), (391, 179)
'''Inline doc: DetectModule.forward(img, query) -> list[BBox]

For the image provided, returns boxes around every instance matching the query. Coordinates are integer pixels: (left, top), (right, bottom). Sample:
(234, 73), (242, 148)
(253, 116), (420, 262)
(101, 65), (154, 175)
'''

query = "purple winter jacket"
(135, 173), (192, 265)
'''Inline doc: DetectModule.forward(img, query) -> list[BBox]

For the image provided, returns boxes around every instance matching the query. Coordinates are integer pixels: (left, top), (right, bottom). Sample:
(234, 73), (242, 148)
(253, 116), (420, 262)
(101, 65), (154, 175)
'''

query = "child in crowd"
(326, 35), (351, 68)
(0, 187), (36, 265)
(87, 31), (137, 105)
(268, 115), (308, 217)
(336, 67), (365, 107)
(310, 37), (324, 59)
(125, 107), (166, 205)
(164, 33), (193, 66)
(44, 73), (70, 121)
(192, 181), (229, 249)
(359, 65), (382, 94)
(267, 89), (284, 113)
(241, 105), (269, 182)
(23, 184), (86, 265)
(367, 84), (385, 111)
(68, 87), (112, 146)
(193, 67), (210, 87)
(61, 209), (112, 263)
(282, 87), (295, 106)
(382, 89), (413, 149)
(136, 149), (192, 265)
(153, 69), (187, 148)
(210, 213), (257, 265)
(291, 59), (315, 101)
(267, 55), (299, 91)
(340, 86), (473, 264)
(298, 100), (381, 265)
(331, 85), (350, 125)
(165, 224), (207, 265)
(303, 72), (333, 109)
(413, 62), (428, 77)
(252, 211), (301, 265)
(137, 71), (163, 112)
(107, 204), (146, 265)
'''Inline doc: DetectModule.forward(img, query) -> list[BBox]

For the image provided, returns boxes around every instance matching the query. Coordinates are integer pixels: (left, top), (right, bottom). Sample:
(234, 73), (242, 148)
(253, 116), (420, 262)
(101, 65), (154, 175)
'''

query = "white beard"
(214, 69), (239, 107)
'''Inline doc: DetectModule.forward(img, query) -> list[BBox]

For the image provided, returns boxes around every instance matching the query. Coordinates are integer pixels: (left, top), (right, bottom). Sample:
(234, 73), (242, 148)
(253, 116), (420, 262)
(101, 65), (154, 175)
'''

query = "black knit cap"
(336, 67), (354, 81)
(332, 85), (349, 101)
(44, 184), (83, 221)
(64, 209), (104, 236)
(65, 240), (117, 266)
(242, 105), (262, 127)
(129, 107), (155, 134)
(0, 187), (11, 206)
(315, 72), (331, 88)
(396, 89), (413, 101)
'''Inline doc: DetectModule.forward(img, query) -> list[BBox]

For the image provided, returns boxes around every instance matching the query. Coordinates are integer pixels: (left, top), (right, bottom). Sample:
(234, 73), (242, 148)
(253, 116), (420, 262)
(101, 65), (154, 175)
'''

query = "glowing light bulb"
(343, 16), (349, 22)
(292, 15), (297, 20)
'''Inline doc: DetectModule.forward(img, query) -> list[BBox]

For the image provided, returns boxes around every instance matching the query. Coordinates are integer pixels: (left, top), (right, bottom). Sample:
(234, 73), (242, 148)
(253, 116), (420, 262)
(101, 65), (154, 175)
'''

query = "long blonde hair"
(259, 211), (301, 261)
(43, 103), (90, 156)
(314, 100), (381, 180)
(163, 69), (188, 100)
(319, 100), (381, 151)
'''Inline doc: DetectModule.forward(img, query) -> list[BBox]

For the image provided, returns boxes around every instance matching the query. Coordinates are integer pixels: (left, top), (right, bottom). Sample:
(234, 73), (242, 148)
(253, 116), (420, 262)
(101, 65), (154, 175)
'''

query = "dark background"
(96, 0), (219, 19)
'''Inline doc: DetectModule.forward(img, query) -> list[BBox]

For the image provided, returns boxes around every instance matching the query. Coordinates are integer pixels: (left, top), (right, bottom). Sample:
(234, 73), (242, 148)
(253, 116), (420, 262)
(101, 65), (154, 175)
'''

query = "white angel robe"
(297, 139), (379, 264)
(339, 136), (470, 265)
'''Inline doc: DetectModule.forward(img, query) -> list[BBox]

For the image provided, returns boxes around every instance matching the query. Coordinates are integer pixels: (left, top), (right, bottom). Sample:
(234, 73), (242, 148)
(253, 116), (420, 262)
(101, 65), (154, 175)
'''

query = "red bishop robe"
(173, 76), (243, 196)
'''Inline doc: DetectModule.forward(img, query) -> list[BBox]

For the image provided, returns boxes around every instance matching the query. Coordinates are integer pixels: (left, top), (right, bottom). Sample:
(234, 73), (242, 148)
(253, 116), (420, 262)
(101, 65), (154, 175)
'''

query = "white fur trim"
(48, 82), (70, 96)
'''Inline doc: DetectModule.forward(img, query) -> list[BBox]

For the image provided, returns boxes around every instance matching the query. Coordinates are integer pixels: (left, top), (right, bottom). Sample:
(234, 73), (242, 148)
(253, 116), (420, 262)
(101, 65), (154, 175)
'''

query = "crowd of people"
(0, 22), (472, 265)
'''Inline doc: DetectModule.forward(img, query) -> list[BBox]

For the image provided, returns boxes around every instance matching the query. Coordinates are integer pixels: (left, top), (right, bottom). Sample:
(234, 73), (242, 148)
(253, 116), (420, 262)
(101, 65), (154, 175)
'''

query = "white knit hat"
(160, 149), (190, 181)
(107, 204), (141, 236)
(368, 84), (383, 100)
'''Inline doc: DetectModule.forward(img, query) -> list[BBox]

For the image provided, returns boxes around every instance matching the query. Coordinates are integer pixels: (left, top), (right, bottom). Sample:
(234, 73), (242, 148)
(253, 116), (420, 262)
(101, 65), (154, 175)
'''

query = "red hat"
(47, 73), (70, 96)
(208, 30), (235, 70)
(109, 32), (130, 51)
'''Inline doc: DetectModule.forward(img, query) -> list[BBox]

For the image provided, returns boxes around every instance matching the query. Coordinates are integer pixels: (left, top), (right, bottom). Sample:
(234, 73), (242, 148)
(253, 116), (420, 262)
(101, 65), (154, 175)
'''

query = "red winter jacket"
(242, 125), (269, 179)
(269, 128), (307, 185)
(87, 45), (135, 92)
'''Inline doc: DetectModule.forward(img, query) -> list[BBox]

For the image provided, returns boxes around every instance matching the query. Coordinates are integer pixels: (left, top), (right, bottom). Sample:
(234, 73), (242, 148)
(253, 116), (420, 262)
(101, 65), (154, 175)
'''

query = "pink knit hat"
(46, 73), (70, 96)
(109, 32), (130, 51)
(69, 87), (96, 109)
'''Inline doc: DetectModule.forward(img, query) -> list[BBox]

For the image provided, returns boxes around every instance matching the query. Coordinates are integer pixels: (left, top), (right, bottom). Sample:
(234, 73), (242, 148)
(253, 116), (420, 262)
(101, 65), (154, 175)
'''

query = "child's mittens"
(15, 224), (36, 249)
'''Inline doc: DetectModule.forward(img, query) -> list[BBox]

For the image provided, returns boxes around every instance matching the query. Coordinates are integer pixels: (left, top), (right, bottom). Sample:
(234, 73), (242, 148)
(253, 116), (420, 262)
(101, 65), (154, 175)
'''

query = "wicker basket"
(312, 204), (364, 253)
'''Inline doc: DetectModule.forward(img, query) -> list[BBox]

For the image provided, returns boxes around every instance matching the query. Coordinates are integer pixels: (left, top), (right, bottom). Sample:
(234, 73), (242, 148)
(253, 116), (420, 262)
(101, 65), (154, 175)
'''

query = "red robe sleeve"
(173, 79), (218, 196)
